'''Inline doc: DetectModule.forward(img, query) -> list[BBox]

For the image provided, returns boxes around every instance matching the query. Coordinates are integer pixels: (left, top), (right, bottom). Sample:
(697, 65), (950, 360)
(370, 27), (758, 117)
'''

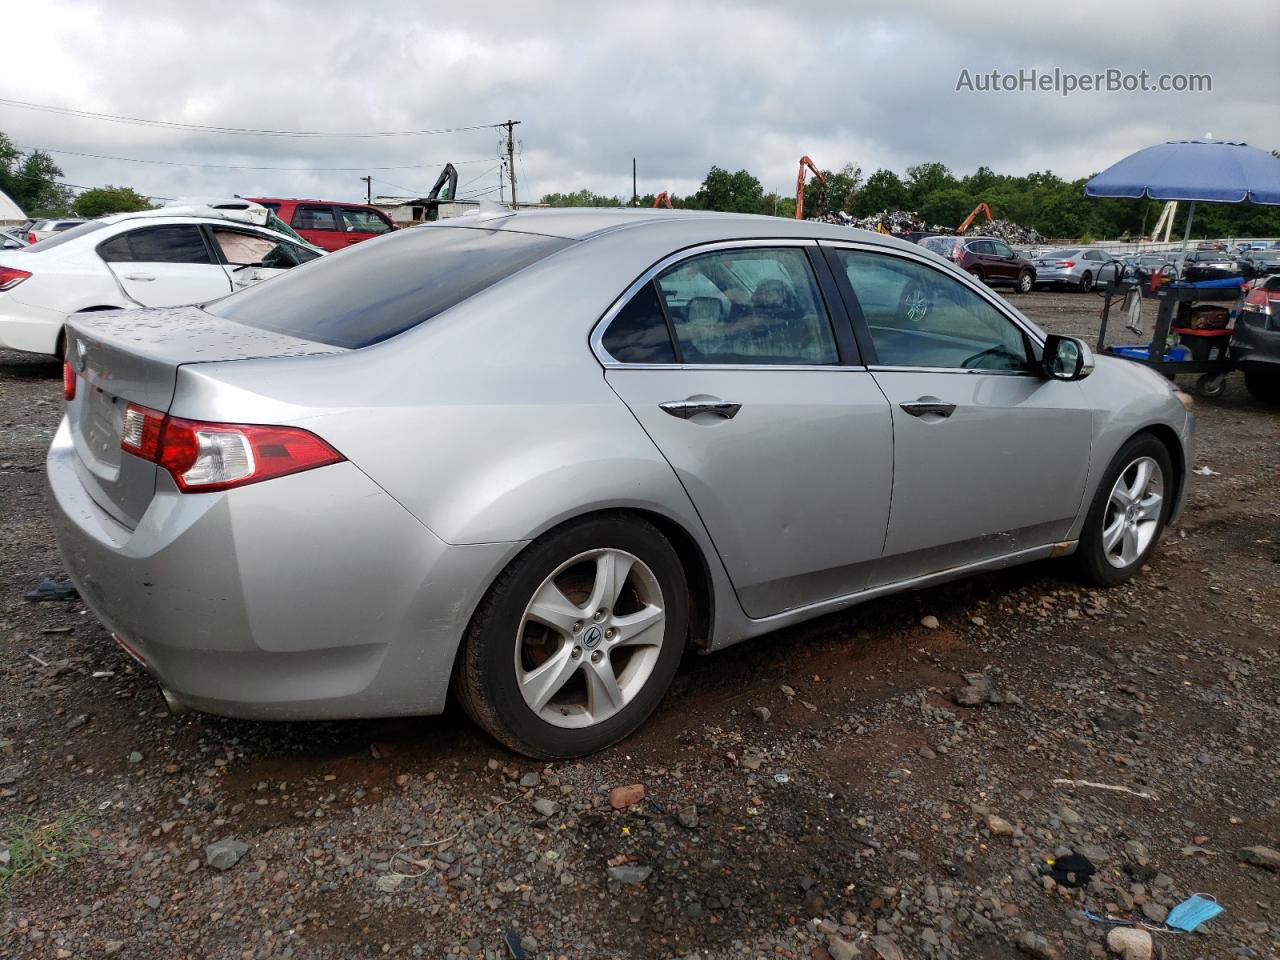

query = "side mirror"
(1041, 334), (1094, 381)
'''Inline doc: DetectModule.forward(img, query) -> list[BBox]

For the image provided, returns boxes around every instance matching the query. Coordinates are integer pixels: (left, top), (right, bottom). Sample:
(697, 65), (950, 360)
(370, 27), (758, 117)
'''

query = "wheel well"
(629, 509), (714, 650)
(1135, 424), (1185, 511)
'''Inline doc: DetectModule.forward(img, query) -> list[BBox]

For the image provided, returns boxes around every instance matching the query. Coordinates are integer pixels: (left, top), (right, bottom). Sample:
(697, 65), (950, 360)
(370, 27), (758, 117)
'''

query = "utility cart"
(1096, 279), (1240, 397)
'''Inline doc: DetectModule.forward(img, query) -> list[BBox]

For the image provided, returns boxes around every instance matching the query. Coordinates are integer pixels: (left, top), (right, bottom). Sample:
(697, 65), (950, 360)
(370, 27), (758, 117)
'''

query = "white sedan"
(0, 205), (324, 357)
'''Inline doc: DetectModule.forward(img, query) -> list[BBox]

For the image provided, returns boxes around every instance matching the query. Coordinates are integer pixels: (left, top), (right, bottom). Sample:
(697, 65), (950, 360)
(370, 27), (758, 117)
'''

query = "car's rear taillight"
(63, 362), (76, 401)
(120, 403), (344, 492)
(26, 232), (36, 245)
(1055, 260), (1076, 268)
(1242, 286), (1273, 316)
(0, 266), (31, 291)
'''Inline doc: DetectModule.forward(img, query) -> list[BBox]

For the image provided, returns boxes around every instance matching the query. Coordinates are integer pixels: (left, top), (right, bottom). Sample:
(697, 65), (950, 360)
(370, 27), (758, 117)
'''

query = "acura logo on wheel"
(582, 625), (603, 649)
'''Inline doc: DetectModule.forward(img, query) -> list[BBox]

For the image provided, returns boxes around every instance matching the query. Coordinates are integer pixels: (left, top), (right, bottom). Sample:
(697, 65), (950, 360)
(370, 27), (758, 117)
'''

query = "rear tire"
(968, 267), (985, 285)
(1073, 434), (1173, 587)
(1244, 370), (1280, 404)
(1195, 372), (1227, 398)
(457, 514), (689, 759)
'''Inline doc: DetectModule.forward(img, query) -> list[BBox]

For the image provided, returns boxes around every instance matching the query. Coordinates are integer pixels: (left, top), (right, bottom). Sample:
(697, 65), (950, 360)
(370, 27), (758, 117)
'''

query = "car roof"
(245, 196), (379, 206)
(423, 206), (930, 252)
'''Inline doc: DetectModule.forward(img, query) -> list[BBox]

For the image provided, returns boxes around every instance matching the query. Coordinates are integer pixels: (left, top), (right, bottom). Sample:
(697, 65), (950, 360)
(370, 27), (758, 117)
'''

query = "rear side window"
(601, 282), (676, 363)
(208, 226), (572, 348)
(292, 205), (338, 231)
(97, 225), (213, 264)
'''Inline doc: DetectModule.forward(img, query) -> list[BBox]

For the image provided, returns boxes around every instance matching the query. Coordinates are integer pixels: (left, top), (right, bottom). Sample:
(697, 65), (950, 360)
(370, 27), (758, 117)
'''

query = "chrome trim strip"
(745, 542), (1072, 626)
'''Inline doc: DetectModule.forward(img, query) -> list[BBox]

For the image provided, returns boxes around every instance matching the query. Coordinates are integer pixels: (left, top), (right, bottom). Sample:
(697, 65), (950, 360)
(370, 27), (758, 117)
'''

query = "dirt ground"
(1, 291), (1277, 960)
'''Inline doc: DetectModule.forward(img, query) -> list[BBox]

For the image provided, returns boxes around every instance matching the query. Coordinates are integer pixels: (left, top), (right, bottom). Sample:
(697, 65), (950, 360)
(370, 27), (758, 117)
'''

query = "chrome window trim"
(589, 238), (851, 369)
(867, 365), (1034, 377)
(819, 239), (1046, 349)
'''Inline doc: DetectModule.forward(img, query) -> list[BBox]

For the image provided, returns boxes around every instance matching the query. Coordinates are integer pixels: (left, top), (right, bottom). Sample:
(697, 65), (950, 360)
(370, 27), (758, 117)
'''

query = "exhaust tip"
(160, 687), (192, 715)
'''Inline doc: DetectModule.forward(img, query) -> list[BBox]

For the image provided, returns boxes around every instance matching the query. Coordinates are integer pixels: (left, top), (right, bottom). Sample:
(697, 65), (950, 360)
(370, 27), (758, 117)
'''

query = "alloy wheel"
(1101, 456), (1164, 568)
(904, 286), (930, 323)
(515, 549), (666, 728)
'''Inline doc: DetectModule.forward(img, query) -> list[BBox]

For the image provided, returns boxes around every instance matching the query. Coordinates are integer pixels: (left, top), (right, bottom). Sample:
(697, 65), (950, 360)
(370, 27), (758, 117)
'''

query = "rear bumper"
(1229, 314), (1280, 370)
(0, 296), (65, 355)
(47, 417), (521, 720)
(1033, 271), (1081, 285)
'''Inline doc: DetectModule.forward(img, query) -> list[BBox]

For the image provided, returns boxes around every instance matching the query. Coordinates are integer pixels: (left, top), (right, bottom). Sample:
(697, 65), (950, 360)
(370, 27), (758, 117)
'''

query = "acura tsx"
(48, 207), (1194, 758)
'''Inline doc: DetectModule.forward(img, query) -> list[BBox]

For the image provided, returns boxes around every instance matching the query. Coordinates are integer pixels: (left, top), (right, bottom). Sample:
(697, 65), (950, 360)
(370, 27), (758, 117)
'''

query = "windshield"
(208, 225), (573, 349)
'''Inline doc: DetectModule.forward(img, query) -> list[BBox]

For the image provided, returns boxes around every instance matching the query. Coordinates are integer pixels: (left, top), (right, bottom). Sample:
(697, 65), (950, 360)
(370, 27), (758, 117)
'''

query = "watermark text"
(955, 68), (1211, 96)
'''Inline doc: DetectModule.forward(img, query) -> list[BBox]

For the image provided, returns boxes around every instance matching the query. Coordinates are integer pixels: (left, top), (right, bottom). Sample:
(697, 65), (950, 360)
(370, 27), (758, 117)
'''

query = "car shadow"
(0, 350), (61, 379)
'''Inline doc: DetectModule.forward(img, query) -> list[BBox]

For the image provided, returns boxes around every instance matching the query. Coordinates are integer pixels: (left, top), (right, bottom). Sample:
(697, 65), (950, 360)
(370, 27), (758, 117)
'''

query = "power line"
(0, 96), (505, 139)
(19, 145), (496, 172)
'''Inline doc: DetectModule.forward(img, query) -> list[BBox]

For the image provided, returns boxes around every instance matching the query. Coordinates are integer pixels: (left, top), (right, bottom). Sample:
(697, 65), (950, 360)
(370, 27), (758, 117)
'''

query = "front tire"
(1079, 271), (1094, 293)
(1073, 434), (1173, 587)
(1014, 270), (1034, 294)
(457, 514), (689, 759)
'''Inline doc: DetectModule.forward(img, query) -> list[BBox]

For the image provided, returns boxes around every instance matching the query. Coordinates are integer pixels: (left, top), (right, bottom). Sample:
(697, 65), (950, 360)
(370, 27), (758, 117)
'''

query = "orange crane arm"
(795, 156), (825, 220)
(957, 202), (994, 234)
(652, 192), (673, 209)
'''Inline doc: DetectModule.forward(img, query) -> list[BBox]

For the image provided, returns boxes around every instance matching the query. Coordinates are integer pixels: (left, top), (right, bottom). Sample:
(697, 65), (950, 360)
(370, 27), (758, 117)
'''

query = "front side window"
(211, 229), (321, 269)
(291, 204), (338, 231)
(97, 225), (213, 264)
(834, 249), (1028, 371)
(340, 207), (393, 234)
(652, 247), (838, 365)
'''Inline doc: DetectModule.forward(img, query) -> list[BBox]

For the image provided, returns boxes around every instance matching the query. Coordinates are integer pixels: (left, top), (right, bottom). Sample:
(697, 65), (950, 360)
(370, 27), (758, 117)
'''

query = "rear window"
(15, 220), (107, 252)
(207, 225), (573, 349)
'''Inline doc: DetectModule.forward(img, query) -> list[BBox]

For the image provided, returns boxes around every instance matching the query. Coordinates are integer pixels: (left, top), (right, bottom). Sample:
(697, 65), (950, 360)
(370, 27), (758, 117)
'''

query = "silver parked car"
(1032, 247), (1122, 291)
(27, 217), (88, 244)
(48, 209), (1194, 758)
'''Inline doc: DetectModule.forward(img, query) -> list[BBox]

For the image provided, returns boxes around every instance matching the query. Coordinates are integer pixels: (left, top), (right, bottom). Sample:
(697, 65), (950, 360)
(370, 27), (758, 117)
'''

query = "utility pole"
(360, 175), (372, 204)
(632, 158), (637, 207)
(502, 120), (521, 206)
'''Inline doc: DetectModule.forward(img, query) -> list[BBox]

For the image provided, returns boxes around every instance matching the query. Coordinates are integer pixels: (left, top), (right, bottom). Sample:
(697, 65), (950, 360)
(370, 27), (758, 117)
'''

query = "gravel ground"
(1, 291), (1277, 960)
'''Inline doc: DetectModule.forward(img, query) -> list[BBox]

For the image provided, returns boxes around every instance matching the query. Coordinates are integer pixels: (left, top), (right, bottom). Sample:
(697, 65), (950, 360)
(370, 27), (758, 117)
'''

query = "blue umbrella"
(1085, 139), (1280, 247)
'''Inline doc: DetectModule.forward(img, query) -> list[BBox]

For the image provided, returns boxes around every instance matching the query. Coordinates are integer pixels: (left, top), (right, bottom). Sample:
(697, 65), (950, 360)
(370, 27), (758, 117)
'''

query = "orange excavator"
(957, 203), (994, 234)
(652, 192), (673, 209)
(795, 156), (825, 220)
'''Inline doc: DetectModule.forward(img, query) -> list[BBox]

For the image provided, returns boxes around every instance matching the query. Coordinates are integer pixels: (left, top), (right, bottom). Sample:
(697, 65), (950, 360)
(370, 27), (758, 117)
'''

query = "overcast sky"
(4, 0), (1277, 206)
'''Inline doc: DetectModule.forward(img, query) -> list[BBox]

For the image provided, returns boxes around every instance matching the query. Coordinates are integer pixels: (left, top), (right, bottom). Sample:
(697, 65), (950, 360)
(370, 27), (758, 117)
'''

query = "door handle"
(899, 398), (956, 418)
(122, 272), (155, 282)
(659, 399), (742, 420)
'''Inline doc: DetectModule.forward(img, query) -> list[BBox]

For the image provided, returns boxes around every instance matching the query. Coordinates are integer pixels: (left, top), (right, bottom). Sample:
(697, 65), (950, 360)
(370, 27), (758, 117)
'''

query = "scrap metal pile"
(809, 208), (1041, 244)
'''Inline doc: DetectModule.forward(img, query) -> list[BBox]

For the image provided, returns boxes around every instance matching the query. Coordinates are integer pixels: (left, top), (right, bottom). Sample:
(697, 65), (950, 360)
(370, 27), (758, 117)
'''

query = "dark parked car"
(1241, 249), (1280, 279)
(244, 198), (397, 252)
(918, 235), (1035, 292)
(1232, 275), (1280, 403)
(1181, 250), (1244, 283)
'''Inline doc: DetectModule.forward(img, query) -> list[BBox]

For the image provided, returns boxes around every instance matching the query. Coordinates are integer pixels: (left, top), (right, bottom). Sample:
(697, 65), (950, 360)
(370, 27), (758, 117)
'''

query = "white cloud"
(3, 0), (1276, 204)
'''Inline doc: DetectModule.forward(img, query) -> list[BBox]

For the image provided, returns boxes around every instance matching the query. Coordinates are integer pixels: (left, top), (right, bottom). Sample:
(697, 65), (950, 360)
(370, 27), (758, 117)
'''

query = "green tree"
(539, 189), (625, 207)
(853, 168), (906, 216)
(0, 131), (73, 216)
(692, 166), (765, 213)
(905, 162), (956, 207)
(73, 185), (153, 218)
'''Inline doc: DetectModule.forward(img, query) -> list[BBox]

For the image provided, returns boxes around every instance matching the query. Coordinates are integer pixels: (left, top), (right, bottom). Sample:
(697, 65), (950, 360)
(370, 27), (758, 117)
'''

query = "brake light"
(26, 232), (36, 245)
(1243, 285), (1273, 315)
(62, 362), (76, 401)
(1055, 260), (1076, 268)
(120, 403), (344, 492)
(0, 266), (31, 291)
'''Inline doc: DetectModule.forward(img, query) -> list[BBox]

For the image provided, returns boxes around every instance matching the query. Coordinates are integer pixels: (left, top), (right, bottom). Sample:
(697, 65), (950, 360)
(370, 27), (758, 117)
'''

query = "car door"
(991, 241), (1020, 282)
(206, 226), (322, 290)
(823, 243), (1094, 584)
(96, 224), (233, 307)
(597, 241), (894, 618)
(289, 203), (344, 251)
(337, 206), (395, 247)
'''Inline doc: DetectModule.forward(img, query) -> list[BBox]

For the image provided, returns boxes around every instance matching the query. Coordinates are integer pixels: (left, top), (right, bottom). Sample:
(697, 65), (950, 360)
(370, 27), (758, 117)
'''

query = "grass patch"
(0, 810), (96, 895)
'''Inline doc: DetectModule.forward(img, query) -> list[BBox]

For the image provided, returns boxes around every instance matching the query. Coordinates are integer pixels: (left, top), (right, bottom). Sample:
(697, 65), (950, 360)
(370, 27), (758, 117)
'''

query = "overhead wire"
(19, 145), (496, 172)
(0, 97), (505, 139)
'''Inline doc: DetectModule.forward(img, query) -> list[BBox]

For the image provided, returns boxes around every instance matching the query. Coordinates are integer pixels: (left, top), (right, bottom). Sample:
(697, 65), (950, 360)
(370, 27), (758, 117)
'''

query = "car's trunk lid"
(64, 305), (344, 529)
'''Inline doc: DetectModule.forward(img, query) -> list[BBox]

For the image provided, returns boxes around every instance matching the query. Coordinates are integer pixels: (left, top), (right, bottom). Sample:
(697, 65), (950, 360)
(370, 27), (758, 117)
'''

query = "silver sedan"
(1033, 247), (1122, 291)
(48, 209), (1194, 758)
